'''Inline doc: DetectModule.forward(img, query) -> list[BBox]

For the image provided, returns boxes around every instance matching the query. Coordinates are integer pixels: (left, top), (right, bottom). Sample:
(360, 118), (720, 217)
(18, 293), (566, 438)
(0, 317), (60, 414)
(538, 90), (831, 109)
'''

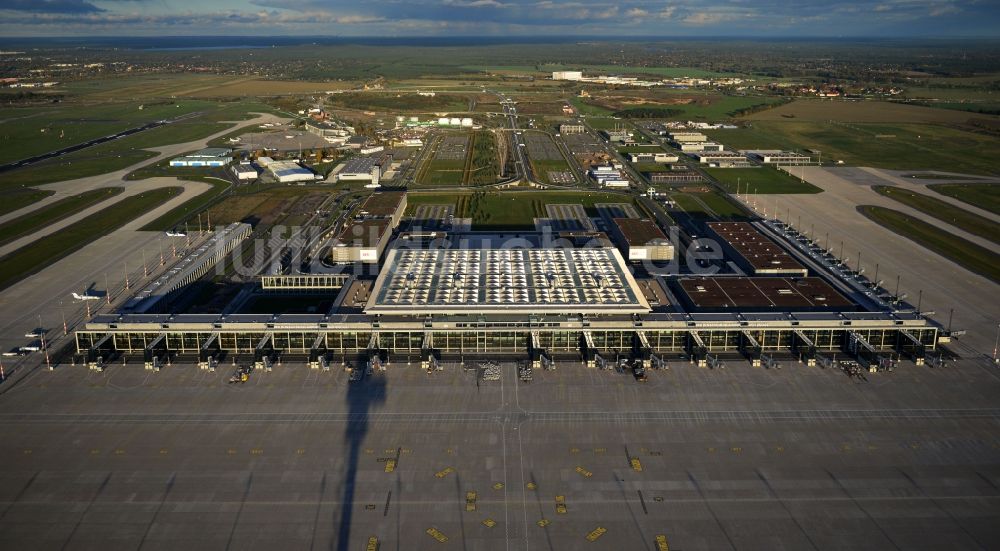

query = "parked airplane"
(71, 292), (100, 301)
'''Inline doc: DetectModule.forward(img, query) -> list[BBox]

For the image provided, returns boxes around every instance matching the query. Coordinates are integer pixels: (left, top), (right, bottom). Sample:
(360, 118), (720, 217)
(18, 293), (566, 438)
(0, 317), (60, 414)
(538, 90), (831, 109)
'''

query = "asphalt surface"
(0, 356), (998, 551)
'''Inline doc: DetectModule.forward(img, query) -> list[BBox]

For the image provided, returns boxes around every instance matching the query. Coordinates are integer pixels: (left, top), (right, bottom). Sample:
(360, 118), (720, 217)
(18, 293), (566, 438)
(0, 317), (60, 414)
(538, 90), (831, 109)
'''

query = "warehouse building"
(329, 192), (407, 263)
(335, 156), (383, 184)
(707, 222), (808, 277)
(649, 172), (703, 184)
(330, 219), (393, 264)
(268, 160), (316, 183)
(232, 162), (258, 180)
(552, 71), (583, 81)
(746, 151), (812, 165)
(609, 217), (674, 262)
(669, 132), (707, 142)
(169, 148), (232, 167)
(559, 124), (585, 134)
(690, 150), (751, 167)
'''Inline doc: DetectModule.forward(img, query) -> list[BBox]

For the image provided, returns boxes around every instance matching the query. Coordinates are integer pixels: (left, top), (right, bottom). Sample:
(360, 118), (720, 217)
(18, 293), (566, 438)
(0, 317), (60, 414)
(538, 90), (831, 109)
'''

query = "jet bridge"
(633, 332), (652, 368)
(687, 331), (707, 368)
(143, 333), (167, 371)
(367, 333), (385, 372)
(198, 332), (220, 371)
(847, 331), (885, 371)
(420, 333), (436, 371)
(86, 333), (114, 371)
(897, 330), (926, 366)
(529, 331), (543, 369)
(581, 331), (596, 368)
(308, 334), (326, 370)
(741, 330), (762, 367)
(253, 333), (274, 372)
(793, 330), (817, 367)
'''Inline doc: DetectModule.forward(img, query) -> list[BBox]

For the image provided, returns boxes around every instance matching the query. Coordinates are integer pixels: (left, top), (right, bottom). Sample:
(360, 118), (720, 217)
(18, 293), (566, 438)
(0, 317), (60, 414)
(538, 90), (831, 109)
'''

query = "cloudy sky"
(0, 0), (996, 37)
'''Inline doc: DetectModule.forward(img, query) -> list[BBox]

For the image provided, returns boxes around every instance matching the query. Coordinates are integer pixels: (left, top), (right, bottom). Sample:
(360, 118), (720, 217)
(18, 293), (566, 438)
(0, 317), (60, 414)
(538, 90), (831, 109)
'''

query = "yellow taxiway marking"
(586, 527), (607, 542)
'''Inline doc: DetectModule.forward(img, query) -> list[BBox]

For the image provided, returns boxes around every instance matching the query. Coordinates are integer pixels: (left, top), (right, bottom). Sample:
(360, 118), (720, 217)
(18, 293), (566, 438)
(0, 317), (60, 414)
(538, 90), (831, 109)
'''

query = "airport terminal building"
(74, 194), (941, 372)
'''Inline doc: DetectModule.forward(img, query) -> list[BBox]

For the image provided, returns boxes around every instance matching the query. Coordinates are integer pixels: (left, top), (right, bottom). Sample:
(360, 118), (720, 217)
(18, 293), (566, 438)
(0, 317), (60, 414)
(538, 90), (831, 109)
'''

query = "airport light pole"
(993, 323), (999, 365)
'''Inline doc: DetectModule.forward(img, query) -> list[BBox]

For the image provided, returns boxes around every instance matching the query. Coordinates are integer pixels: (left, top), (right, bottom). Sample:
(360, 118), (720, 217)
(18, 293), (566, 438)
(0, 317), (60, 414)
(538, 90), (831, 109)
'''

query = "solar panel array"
(372, 248), (643, 311)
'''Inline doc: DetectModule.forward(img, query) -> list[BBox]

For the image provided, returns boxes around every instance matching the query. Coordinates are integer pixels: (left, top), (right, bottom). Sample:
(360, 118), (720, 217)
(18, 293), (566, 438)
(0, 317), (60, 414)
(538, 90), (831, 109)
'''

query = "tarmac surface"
(0, 357), (998, 550)
(0, 112), (289, 369)
(740, 166), (1000, 355)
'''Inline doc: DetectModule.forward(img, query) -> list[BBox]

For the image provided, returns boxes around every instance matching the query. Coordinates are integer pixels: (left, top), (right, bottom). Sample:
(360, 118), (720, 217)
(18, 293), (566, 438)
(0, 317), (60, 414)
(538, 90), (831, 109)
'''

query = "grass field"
(632, 163), (672, 173)
(406, 190), (633, 229)
(746, 99), (991, 124)
(873, 185), (1000, 243)
(531, 159), (574, 184)
(0, 189), (54, 216)
(707, 120), (1000, 174)
(0, 188), (123, 246)
(672, 191), (749, 220)
(0, 101), (274, 190)
(141, 181), (233, 231)
(705, 167), (823, 194)
(0, 147), (158, 190)
(858, 205), (1000, 283)
(0, 100), (216, 165)
(927, 183), (1000, 216)
(421, 159), (466, 185)
(0, 187), (181, 291)
(569, 98), (613, 117)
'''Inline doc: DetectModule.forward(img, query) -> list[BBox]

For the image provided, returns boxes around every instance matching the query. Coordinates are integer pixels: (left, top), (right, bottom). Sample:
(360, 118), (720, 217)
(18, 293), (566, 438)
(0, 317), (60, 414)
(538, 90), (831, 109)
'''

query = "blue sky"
(0, 0), (996, 36)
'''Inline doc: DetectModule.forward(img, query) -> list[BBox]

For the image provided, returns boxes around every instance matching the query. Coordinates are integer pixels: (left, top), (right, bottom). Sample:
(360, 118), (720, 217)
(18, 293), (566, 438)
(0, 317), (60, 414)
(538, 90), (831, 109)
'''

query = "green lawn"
(0, 147), (157, 190)
(531, 159), (573, 184)
(927, 183), (1000, 216)
(632, 163), (672, 173)
(708, 121), (1000, 174)
(873, 185), (999, 242)
(672, 191), (749, 220)
(0, 102), (264, 191)
(421, 159), (466, 185)
(0, 189), (54, 216)
(858, 205), (1000, 283)
(0, 187), (123, 246)
(141, 181), (233, 231)
(407, 190), (633, 229)
(0, 187), (182, 291)
(0, 100), (216, 165)
(705, 167), (823, 194)
(570, 99), (613, 117)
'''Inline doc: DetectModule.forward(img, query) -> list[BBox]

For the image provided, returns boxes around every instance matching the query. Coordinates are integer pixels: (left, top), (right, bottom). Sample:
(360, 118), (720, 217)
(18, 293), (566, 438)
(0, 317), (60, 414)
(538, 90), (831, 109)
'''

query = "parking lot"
(0, 355), (998, 550)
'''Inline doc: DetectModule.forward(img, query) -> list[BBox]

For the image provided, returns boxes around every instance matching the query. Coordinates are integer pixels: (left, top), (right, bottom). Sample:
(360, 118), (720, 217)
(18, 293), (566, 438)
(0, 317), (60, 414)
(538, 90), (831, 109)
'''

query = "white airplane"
(165, 231), (187, 237)
(72, 292), (100, 301)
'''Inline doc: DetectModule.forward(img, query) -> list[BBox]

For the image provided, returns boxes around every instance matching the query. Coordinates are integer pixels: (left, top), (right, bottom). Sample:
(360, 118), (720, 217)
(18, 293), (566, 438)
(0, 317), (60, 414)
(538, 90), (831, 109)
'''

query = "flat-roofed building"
(268, 160), (316, 183)
(169, 148), (232, 167)
(609, 218), (674, 262)
(559, 124), (585, 134)
(365, 246), (650, 316)
(669, 132), (707, 142)
(232, 162), (258, 180)
(746, 150), (812, 165)
(330, 219), (393, 264)
(707, 221), (808, 276)
(690, 150), (750, 167)
(649, 171), (702, 184)
(357, 191), (406, 227)
(675, 276), (852, 311)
